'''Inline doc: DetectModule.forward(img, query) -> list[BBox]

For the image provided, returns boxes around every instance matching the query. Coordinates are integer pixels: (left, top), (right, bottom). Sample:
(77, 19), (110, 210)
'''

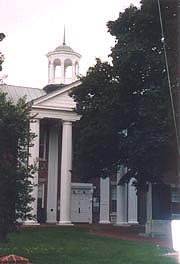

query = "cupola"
(46, 28), (81, 85)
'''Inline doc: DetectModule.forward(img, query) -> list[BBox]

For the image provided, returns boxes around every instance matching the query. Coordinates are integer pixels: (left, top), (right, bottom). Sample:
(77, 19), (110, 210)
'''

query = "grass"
(0, 226), (178, 264)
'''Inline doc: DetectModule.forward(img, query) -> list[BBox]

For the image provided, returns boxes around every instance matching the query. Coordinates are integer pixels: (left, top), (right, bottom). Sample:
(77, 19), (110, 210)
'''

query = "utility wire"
(157, 0), (180, 157)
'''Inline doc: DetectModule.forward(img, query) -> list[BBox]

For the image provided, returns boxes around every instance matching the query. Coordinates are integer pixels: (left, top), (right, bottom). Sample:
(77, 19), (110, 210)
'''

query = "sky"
(0, 0), (140, 88)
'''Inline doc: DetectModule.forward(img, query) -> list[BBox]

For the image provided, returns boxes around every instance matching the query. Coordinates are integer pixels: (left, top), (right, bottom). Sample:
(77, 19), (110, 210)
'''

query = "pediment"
(33, 80), (81, 111)
(34, 90), (75, 110)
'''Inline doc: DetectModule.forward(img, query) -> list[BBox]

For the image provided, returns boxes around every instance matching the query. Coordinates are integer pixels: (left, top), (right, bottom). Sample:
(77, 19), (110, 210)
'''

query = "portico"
(29, 82), (81, 225)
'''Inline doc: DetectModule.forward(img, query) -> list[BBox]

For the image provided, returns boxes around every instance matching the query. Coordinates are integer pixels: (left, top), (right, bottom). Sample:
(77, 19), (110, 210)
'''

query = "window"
(38, 183), (45, 208)
(93, 197), (100, 213)
(37, 183), (46, 223)
(111, 184), (117, 213)
(172, 188), (180, 203)
(39, 127), (46, 160)
(171, 187), (180, 217)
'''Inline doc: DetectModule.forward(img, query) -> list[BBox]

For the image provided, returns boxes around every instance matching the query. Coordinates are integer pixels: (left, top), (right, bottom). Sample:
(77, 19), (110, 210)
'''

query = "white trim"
(115, 222), (130, 226)
(31, 108), (80, 122)
(99, 220), (111, 224)
(33, 105), (75, 112)
(57, 222), (74, 226)
(33, 80), (81, 105)
(71, 183), (93, 189)
(47, 50), (81, 58)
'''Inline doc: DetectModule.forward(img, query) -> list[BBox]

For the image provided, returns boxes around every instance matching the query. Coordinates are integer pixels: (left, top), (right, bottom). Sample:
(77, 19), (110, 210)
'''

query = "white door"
(71, 189), (92, 223)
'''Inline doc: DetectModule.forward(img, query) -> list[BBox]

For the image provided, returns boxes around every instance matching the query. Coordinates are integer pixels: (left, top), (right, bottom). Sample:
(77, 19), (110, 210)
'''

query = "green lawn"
(0, 227), (177, 264)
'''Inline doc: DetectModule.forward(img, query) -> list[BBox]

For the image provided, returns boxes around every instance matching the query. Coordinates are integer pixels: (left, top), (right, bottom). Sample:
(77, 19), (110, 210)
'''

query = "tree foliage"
(0, 33), (5, 72)
(0, 34), (36, 243)
(72, 59), (121, 180)
(71, 0), (179, 191)
(0, 93), (36, 242)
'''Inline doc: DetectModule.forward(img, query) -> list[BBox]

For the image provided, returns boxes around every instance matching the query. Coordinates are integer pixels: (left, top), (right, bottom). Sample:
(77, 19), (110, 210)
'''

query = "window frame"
(110, 182), (117, 213)
(39, 126), (47, 160)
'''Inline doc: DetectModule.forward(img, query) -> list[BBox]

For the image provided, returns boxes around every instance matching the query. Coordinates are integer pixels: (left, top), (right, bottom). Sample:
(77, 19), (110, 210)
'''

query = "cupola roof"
(54, 44), (74, 52)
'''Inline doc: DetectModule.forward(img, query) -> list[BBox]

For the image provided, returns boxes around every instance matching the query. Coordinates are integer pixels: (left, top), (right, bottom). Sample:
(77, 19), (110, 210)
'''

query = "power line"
(157, 0), (180, 156)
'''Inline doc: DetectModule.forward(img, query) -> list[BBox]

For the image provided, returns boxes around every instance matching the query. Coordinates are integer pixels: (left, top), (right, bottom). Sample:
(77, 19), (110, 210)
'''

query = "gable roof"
(33, 80), (81, 111)
(0, 84), (46, 103)
(34, 80), (81, 103)
(0, 80), (81, 114)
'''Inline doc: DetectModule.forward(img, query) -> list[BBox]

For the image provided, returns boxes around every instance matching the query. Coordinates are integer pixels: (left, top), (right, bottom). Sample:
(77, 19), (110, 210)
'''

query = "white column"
(58, 121), (73, 225)
(99, 177), (110, 224)
(72, 62), (76, 82)
(61, 61), (65, 84)
(24, 119), (40, 224)
(76, 63), (79, 77)
(46, 127), (59, 223)
(116, 167), (128, 225)
(49, 61), (54, 84)
(146, 182), (153, 234)
(128, 178), (138, 224)
(48, 62), (50, 83)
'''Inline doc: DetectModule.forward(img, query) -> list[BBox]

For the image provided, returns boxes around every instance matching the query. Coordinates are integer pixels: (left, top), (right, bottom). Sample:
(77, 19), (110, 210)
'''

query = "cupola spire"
(63, 26), (66, 45)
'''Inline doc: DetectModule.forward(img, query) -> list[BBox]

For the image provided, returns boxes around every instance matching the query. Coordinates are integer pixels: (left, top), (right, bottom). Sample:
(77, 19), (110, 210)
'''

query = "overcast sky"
(0, 0), (140, 88)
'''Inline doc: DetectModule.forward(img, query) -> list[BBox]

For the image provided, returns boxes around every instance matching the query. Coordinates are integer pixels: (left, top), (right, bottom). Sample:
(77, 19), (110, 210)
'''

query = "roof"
(0, 84), (46, 103)
(43, 83), (67, 93)
(54, 44), (74, 52)
(47, 43), (81, 59)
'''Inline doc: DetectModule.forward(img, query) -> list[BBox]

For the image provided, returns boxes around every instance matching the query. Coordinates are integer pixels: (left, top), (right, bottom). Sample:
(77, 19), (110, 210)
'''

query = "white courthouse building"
(0, 39), (141, 226)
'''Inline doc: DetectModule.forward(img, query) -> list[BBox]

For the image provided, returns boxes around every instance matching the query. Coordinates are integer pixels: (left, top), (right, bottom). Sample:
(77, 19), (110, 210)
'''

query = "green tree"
(0, 33), (5, 72)
(71, 59), (121, 180)
(0, 34), (36, 243)
(71, 0), (179, 191)
(0, 94), (36, 243)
